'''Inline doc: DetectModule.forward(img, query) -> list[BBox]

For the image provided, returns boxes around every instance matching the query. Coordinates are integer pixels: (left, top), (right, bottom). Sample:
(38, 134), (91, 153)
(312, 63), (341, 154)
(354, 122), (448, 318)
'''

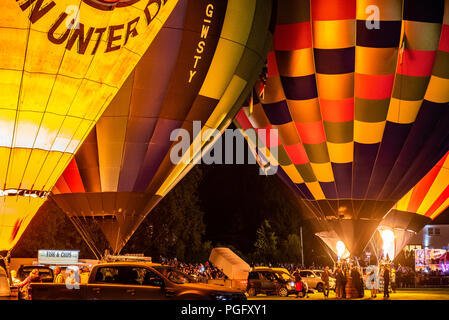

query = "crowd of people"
(250, 262), (320, 273)
(396, 266), (416, 287)
(415, 269), (449, 287)
(161, 258), (228, 282)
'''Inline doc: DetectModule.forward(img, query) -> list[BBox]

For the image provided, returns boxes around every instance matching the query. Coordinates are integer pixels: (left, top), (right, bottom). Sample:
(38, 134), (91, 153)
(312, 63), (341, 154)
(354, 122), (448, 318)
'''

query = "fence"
(415, 275), (449, 288)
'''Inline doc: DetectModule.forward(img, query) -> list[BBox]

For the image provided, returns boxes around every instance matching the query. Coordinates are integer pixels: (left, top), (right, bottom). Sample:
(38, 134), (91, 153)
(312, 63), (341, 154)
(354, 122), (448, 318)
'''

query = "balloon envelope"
(374, 151), (449, 258)
(234, 0), (449, 256)
(52, 0), (275, 255)
(0, 0), (178, 251)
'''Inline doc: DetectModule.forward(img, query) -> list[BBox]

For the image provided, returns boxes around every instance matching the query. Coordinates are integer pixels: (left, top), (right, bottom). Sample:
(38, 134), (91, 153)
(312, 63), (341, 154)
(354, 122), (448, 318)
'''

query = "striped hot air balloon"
(52, 0), (275, 256)
(370, 151), (449, 259)
(0, 0), (177, 252)
(234, 0), (449, 257)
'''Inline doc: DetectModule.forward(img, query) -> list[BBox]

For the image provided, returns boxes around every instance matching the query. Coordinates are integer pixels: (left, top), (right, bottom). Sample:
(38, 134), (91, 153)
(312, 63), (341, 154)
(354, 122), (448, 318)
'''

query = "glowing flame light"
(336, 241), (346, 261)
(381, 229), (395, 260)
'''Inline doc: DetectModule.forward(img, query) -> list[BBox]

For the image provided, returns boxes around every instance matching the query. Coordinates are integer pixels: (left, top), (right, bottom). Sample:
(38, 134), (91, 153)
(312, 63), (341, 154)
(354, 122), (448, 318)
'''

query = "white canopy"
(209, 247), (251, 280)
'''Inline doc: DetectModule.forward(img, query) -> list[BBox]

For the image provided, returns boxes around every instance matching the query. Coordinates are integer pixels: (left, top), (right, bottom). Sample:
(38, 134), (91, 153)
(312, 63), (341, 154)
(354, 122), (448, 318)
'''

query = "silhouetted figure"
(383, 266), (390, 298)
(351, 267), (363, 298)
(322, 266), (331, 298)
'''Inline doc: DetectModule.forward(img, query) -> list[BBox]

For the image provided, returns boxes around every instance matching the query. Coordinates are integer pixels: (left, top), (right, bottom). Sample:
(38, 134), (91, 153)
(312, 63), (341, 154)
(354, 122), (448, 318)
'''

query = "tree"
(215, 243), (247, 262)
(281, 234), (302, 264)
(253, 219), (278, 263)
(12, 200), (95, 258)
(123, 166), (211, 262)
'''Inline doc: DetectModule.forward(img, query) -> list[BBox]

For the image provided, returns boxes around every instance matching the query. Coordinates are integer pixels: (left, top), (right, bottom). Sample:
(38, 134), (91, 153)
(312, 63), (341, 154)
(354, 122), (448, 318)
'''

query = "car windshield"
(20, 267), (52, 279)
(153, 266), (197, 284)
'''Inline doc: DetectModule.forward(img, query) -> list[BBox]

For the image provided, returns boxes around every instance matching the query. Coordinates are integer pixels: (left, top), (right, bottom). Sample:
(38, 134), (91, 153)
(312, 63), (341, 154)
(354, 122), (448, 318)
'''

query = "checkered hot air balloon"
(234, 0), (449, 257)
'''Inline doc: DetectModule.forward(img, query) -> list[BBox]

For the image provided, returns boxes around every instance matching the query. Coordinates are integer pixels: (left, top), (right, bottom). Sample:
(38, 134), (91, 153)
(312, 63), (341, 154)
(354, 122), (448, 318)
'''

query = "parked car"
(298, 270), (333, 292)
(29, 262), (246, 300)
(312, 269), (336, 291)
(247, 268), (296, 297)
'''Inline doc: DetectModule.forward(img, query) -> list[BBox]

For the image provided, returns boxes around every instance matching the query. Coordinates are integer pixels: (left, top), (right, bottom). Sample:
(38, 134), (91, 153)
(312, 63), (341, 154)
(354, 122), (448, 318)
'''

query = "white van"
(0, 267), (11, 297)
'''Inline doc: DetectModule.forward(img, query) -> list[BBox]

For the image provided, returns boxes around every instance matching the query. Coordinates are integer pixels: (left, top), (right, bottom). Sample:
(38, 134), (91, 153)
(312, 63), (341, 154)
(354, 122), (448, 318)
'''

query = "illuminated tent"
(234, 0), (449, 256)
(0, 0), (178, 251)
(209, 247), (251, 281)
(52, 0), (275, 256)
(371, 151), (449, 259)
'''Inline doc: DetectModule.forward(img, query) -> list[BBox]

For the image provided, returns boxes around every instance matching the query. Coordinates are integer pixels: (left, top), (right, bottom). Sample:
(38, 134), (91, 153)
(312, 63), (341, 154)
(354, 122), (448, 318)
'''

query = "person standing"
(383, 265), (390, 298)
(351, 266), (363, 298)
(341, 267), (348, 299)
(321, 266), (331, 298)
(335, 266), (344, 299)
(390, 267), (396, 293)
(369, 269), (377, 298)
(293, 272), (303, 298)
(80, 267), (90, 284)
(53, 266), (64, 284)
(17, 269), (41, 300)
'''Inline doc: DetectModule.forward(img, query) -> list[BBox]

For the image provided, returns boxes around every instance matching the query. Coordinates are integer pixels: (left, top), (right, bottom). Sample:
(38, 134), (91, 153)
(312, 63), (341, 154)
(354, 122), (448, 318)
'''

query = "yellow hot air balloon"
(0, 0), (178, 251)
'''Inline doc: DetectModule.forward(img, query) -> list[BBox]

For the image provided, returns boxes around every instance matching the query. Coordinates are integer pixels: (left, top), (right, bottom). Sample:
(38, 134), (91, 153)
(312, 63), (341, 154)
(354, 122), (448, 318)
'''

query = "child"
(370, 270), (377, 298)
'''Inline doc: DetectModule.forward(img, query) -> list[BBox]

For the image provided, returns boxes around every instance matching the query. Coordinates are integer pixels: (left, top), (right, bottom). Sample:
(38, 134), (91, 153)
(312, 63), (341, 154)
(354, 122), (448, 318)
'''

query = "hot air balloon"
(234, 0), (449, 257)
(51, 0), (275, 257)
(370, 151), (449, 260)
(0, 0), (178, 252)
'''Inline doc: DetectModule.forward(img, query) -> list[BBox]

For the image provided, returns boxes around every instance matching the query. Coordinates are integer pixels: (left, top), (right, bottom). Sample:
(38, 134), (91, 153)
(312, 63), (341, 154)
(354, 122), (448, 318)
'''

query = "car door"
(248, 272), (261, 292)
(132, 267), (167, 300)
(87, 266), (127, 300)
(299, 271), (312, 288)
(260, 271), (276, 292)
(313, 271), (324, 287)
(308, 271), (320, 288)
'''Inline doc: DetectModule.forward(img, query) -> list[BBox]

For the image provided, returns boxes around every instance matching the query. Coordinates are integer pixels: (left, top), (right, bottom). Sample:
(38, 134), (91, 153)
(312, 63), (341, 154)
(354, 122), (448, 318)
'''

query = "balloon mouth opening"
(82, 0), (141, 11)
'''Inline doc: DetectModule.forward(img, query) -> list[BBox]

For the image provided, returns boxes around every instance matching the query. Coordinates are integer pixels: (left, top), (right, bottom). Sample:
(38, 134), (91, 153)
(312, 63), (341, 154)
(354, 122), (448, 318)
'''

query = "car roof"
(20, 265), (52, 269)
(252, 268), (290, 275)
(253, 267), (288, 271)
(252, 268), (276, 271)
(94, 262), (162, 268)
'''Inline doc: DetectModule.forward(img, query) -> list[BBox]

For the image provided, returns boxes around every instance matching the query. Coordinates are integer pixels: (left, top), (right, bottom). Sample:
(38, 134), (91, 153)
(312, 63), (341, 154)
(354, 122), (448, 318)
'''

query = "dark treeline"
(13, 200), (94, 258)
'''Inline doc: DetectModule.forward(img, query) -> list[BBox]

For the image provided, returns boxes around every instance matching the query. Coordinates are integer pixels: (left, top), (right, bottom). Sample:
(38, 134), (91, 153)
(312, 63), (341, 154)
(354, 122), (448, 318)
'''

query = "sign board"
(38, 250), (79, 265)
(415, 248), (447, 269)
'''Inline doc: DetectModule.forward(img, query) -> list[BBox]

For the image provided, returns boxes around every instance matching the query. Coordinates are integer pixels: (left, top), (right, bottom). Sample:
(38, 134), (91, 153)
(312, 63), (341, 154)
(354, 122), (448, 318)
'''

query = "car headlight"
(211, 293), (231, 300)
